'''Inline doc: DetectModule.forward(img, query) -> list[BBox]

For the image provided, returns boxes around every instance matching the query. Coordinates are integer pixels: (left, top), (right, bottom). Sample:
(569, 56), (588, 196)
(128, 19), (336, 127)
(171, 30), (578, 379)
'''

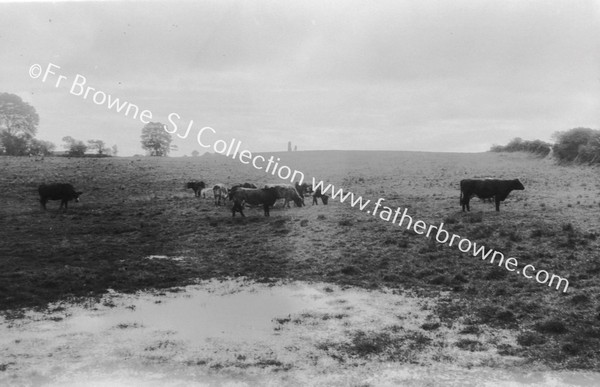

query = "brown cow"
(264, 184), (304, 208)
(231, 187), (278, 217)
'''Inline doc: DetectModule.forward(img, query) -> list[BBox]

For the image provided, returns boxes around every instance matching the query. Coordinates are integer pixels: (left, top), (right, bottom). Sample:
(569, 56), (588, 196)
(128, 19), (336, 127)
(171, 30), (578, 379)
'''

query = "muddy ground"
(1, 151), (599, 371)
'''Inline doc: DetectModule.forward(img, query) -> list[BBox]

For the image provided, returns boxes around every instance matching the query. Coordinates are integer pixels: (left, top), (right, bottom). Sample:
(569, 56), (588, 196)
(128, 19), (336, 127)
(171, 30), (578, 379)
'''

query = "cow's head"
(74, 191), (83, 202)
(228, 186), (240, 201)
(513, 179), (525, 190)
(294, 195), (304, 207)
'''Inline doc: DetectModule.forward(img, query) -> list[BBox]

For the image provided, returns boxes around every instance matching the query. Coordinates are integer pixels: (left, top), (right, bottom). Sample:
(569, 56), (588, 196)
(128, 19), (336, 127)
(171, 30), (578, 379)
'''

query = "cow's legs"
(495, 197), (501, 211)
(40, 198), (47, 210)
(263, 203), (270, 216)
(462, 196), (470, 212)
(232, 202), (245, 217)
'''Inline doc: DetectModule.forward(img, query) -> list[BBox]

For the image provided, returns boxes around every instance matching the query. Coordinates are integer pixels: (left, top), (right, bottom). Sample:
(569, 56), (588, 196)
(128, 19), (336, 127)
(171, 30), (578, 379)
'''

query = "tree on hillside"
(191, 150), (200, 157)
(87, 139), (109, 155)
(111, 144), (118, 156)
(28, 138), (55, 156)
(0, 131), (28, 155)
(552, 127), (600, 163)
(140, 122), (172, 156)
(63, 136), (88, 157)
(0, 93), (40, 155)
(288, 141), (292, 152)
(0, 93), (39, 137)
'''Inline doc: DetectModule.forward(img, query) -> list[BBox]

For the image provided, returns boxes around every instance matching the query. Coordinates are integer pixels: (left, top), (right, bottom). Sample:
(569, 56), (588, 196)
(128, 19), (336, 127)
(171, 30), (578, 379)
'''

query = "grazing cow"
(295, 182), (313, 197)
(213, 184), (229, 206)
(38, 183), (83, 211)
(228, 183), (258, 199)
(186, 181), (206, 197)
(264, 184), (304, 208)
(460, 179), (525, 212)
(230, 187), (278, 217)
(312, 188), (329, 205)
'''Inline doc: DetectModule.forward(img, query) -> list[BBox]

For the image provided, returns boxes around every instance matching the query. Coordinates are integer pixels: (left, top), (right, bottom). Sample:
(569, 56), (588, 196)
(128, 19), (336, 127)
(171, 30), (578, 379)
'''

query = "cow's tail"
(459, 190), (463, 205)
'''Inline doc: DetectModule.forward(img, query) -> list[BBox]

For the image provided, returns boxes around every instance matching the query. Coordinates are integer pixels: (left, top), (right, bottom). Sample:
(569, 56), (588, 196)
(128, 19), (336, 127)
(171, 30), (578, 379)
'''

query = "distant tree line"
(0, 92), (117, 157)
(491, 127), (600, 165)
(490, 138), (552, 157)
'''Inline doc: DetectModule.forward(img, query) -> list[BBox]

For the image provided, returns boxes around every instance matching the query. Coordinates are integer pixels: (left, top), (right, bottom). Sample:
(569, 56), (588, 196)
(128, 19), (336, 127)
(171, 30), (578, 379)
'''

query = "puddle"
(1, 279), (598, 386)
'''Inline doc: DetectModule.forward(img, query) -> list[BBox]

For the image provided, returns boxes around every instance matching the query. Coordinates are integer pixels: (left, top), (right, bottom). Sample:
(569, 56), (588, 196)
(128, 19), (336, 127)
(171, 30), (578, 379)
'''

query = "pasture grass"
(0, 151), (599, 369)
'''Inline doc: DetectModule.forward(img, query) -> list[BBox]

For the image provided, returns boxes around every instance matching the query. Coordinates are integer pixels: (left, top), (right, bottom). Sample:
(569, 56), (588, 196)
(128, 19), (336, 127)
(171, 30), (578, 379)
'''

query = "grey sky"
(1, 0), (599, 156)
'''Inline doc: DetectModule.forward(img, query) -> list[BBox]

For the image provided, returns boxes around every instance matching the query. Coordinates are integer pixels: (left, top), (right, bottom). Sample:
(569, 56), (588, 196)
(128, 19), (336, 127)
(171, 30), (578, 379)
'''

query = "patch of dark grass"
(344, 330), (393, 357)
(484, 267), (507, 280)
(570, 294), (590, 305)
(455, 338), (485, 351)
(452, 274), (468, 284)
(459, 325), (480, 334)
(428, 274), (448, 285)
(341, 265), (361, 276)
(530, 229), (544, 238)
(465, 212), (484, 223)
(421, 322), (441, 331)
(507, 230), (522, 242)
(273, 316), (291, 325)
(562, 223), (574, 233)
(468, 224), (495, 239)
(318, 330), (432, 362)
(535, 319), (568, 334)
(497, 344), (519, 356)
(338, 219), (353, 226)
(517, 331), (546, 346)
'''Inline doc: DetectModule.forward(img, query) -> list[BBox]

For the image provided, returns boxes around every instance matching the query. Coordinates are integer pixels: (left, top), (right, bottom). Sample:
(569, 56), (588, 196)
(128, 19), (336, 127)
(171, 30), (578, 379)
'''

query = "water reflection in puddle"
(1, 279), (599, 387)
(69, 280), (331, 342)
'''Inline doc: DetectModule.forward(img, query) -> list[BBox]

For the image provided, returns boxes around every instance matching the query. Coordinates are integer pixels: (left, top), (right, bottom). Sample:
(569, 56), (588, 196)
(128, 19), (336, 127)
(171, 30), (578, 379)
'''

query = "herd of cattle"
(36, 178), (524, 215)
(185, 181), (329, 217)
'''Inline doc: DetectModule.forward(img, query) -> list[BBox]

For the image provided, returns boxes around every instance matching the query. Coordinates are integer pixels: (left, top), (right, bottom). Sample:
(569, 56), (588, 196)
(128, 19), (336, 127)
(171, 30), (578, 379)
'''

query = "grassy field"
(0, 151), (599, 370)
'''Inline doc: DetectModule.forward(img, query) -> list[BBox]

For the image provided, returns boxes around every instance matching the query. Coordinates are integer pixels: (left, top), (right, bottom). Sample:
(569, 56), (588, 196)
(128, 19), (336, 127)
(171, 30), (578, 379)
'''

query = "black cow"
(460, 179), (524, 212)
(186, 181), (206, 197)
(312, 188), (329, 205)
(39, 183), (83, 211)
(230, 187), (278, 217)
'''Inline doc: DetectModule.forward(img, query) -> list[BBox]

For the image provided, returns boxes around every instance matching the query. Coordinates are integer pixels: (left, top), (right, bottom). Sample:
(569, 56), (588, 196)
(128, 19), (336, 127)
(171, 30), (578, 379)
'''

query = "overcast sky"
(1, 0), (598, 156)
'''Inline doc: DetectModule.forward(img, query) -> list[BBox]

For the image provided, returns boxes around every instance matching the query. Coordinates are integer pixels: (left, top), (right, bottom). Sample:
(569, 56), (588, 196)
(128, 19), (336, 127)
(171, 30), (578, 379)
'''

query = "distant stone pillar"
(294, 145), (297, 151)
(288, 141), (292, 152)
